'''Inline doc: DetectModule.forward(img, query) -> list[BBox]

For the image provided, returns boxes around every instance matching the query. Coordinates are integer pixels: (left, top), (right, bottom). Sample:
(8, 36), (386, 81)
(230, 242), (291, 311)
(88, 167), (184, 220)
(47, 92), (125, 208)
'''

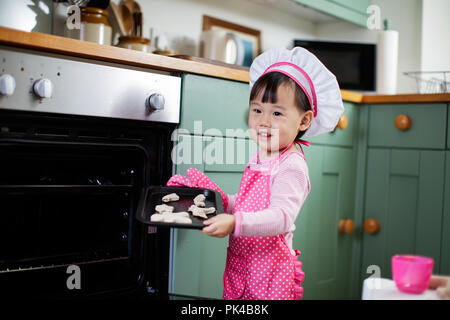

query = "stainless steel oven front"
(0, 45), (181, 298)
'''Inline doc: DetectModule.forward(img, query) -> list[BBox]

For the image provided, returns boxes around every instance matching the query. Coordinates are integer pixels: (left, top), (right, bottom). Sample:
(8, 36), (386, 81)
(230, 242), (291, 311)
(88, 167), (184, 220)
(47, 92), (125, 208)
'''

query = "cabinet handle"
(336, 114), (348, 130)
(394, 114), (412, 131)
(338, 219), (345, 233)
(363, 218), (381, 234)
(338, 219), (354, 235)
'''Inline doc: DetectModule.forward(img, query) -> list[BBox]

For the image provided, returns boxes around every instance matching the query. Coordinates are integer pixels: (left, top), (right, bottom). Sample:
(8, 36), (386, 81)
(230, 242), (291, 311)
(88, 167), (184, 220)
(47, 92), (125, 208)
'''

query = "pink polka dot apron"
(223, 141), (306, 300)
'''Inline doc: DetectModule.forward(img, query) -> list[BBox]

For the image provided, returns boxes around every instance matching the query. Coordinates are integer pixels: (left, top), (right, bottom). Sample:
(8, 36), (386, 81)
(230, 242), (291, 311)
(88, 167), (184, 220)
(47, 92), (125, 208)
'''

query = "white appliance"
(199, 29), (244, 65)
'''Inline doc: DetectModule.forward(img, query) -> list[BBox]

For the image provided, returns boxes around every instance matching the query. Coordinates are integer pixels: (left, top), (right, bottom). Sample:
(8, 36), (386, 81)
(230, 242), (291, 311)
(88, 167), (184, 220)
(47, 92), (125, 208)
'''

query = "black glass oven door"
(0, 140), (148, 297)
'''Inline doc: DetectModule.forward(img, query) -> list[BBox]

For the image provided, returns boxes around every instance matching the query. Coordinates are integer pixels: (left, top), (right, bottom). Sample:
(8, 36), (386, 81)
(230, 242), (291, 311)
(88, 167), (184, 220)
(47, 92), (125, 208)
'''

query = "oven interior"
(0, 111), (173, 298)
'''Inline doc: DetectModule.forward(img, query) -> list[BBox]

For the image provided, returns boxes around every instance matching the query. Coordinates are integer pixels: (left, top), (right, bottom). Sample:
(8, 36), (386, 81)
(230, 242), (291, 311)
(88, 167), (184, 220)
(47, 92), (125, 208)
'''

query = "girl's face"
(248, 83), (313, 157)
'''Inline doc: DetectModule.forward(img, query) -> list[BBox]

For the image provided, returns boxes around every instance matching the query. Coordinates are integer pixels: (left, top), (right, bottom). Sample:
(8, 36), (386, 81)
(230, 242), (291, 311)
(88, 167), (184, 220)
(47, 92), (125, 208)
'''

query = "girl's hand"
(200, 214), (235, 238)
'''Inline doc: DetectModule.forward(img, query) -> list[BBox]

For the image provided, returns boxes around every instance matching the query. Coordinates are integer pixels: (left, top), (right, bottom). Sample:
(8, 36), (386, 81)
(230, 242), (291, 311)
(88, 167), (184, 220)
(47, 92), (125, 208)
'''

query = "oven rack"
(0, 256), (129, 274)
(0, 185), (135, 194)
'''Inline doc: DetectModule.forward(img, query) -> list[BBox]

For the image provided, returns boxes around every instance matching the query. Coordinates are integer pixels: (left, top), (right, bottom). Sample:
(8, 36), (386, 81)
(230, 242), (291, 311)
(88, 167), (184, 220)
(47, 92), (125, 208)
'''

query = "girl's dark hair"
(250, 72), (311, 139)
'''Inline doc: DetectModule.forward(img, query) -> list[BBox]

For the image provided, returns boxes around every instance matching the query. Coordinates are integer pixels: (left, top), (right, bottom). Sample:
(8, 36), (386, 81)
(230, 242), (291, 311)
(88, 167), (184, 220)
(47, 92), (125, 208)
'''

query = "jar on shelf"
(79, 7), (112, 45)
(117, 36), (151, 53)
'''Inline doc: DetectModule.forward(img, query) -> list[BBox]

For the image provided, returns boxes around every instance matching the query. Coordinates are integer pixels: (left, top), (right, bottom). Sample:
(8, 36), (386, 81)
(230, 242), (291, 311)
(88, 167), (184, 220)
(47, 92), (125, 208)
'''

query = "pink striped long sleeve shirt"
(226, 151), (310, 254)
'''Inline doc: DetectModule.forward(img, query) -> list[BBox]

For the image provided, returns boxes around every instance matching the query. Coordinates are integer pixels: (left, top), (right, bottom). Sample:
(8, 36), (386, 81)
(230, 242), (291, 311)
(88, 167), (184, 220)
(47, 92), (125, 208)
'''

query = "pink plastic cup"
(392, 255), (434, 294)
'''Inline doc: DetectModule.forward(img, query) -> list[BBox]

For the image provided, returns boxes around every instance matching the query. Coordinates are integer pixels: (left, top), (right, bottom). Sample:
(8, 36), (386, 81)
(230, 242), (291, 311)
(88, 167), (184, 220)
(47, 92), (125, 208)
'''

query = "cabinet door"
(441, 152), (450, 274)
(329, 0), (371, 14)
(309, 101), (357, 147)
(293, 145), (355, 299)
(173, 134), (205, 175)
(368, 103), (447, 149)
(179, 74), (249, 138)
(447, 104), (450, 149)
(361, 149), (445, 282)
(292, 0), (370, 27)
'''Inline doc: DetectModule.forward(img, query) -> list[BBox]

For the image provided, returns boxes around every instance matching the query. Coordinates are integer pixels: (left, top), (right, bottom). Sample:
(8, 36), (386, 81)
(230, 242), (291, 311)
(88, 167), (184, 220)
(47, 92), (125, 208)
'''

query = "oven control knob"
(146, 93), (165, 111)
(33, 78), (53, 99)
(0, 74), (16, 96)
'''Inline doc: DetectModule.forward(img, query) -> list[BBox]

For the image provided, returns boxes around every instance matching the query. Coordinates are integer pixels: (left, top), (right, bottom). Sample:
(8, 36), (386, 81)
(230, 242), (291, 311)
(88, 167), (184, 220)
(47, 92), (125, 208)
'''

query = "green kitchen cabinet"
(294, 102), (359, 299)
(353, 103), (450, 299)
(360, 148), (445, 282)
(171, 223), (227, 299)
(329, 0), (371, 13)
(172, 134), (205, 175)
(447, 104), (450, 149)
(441, 152), (450, 275)
(171, 134), (256, 298)
(179, 74), (249, 138)
(368, 103), (447, 150)
(292, 0), (371, 27)
(293, 144), (356, 299)
(445, 106), (450, 274)
(171, 74), (252, 298)
(309, 101), (357, 147)
(172, 138), (358, 299)
(171, 72), (450, 301)
(174, 72), (361, 299)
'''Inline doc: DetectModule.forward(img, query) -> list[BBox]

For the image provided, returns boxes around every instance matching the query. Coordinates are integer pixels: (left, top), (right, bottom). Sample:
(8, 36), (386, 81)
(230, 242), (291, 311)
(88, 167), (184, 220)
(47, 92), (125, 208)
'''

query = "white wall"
(316, 0), (449, 93)
(124, 0), (444, 93)
(421, 0), (450, 72)
(0, 0), (53, 34)
(315, 0), (424, 93)
(112, 0), (316, 53)
(3, 0), (447, 93)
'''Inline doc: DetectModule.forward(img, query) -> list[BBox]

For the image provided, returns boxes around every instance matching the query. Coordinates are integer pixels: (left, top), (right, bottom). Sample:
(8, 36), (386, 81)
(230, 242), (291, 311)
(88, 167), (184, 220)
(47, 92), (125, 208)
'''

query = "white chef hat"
(250, 47), (344, 137)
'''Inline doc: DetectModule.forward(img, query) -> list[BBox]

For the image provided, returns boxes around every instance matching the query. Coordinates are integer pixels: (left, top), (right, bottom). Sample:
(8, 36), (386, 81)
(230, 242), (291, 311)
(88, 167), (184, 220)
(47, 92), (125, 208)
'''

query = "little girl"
(168, 47), (344, 300)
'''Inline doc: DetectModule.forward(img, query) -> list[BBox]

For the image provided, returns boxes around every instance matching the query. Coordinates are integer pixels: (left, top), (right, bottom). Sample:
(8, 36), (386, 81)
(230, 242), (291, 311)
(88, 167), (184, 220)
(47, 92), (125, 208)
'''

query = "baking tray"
(136, 186), (223, 229)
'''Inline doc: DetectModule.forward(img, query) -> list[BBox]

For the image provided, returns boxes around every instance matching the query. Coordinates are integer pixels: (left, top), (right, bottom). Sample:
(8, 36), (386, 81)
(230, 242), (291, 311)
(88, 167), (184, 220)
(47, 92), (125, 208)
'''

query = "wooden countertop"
(0, 26), (249, 82)
(340, 90), (450, 104)
(1, 27), (449, 104)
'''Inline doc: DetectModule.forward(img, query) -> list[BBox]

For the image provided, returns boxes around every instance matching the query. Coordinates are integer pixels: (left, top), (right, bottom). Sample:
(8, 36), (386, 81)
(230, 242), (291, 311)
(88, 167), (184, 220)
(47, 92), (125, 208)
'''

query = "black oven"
(0, 45), (181, 298)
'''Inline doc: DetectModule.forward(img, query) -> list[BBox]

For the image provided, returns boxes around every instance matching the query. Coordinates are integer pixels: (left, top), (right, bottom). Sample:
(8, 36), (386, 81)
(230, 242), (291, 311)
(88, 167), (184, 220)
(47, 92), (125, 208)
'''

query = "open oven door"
(0, 121), (172, 299)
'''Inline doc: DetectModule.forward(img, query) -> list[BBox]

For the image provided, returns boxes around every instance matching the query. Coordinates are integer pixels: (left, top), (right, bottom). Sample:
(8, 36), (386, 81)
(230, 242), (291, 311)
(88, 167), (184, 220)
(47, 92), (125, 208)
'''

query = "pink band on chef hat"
(261, 62), (317, 117)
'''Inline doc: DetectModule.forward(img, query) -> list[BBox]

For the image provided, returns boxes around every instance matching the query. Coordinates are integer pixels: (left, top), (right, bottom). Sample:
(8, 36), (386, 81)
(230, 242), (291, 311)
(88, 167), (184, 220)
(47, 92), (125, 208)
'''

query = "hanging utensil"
(133, 1), (142, 37)
(120, 2), (133, 36)
(107, 2), (127, 37)
(132, 12), (137, 36)
(86, 0), (110, 9)
(122, 0), (135, 16)
(133, 1), (141, 14)
(133, 12), (142, 37)
(139, 12), (142, 37)
(67, 0), (90, 6)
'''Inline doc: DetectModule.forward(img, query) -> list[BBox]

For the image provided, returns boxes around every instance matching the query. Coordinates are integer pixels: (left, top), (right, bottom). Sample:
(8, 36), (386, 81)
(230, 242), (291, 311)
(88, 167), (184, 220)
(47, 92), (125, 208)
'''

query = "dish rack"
(404, 71), (450, 94)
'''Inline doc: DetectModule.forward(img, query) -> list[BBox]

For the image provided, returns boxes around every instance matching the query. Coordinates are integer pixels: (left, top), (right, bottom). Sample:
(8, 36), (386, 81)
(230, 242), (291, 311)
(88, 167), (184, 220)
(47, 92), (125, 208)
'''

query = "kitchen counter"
(1, 27), (449, 104)
(341, 91), (450, 104)
(0, 26), (249, 82)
